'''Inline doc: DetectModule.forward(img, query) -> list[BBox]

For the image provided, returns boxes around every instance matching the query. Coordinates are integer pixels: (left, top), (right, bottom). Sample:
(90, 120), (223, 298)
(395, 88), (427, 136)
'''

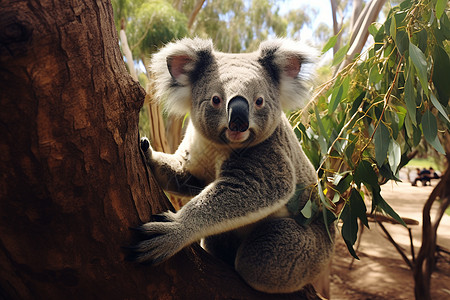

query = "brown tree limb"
(413, 152), (450, 300)
(188, 0), (206, 30)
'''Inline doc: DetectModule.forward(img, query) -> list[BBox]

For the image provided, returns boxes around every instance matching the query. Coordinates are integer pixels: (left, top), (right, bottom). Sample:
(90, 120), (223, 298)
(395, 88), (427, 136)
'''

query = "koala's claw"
(140, 137), (150, 152)
(128, 220), (186, 265)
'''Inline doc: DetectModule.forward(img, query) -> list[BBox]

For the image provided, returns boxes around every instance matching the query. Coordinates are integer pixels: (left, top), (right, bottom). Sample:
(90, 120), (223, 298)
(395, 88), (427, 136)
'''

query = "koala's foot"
(235, 218), (334, 294)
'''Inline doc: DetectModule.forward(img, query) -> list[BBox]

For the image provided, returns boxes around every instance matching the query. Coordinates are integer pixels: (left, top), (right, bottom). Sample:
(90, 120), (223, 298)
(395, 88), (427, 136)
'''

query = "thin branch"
(377, 220), (413, 269)
(188, 0), (206, 30)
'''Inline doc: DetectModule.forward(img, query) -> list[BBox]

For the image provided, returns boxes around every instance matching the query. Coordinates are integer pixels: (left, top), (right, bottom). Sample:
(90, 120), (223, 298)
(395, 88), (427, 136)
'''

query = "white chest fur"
(180, 122), (231, 184)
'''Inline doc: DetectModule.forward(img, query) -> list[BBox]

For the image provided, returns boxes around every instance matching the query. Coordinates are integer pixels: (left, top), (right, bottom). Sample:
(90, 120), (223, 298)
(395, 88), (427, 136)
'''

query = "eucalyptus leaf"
(301, 200), (312, 218)
(422, 110), (445, 154)
(409, 43), (429, 96)
(322, 35), (338, 54)
(329, 85), (344, 114)
(432, 46), (450, 105)
(436, 0), (446, 19)
(354, 160), (378, 188)
(350, 188), (369, 228)
(374, 122), (390, 166)
(430, 93), (450, 123)
(341, 204), (358, 245)
(374, 191), (406, 227)
(369, 23), (379, 37)
(390, 14), (397, 41)
(336, 174), (353, 194)
(404, 66), (417, 125)
(422, 109), (437, 142)
(395, 30), (409, 54)
(332, 43), (350, 66)
(369, 65), (383, 84)
(315, 106), (329, 141)
(388, 139), (401, 175)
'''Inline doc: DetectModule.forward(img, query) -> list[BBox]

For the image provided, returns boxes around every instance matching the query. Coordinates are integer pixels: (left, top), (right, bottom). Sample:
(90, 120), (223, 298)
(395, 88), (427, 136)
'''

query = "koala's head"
(151, 38), (316, 148)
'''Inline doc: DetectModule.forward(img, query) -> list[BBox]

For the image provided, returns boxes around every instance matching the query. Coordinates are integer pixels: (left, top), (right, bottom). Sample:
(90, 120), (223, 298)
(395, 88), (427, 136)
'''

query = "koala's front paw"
(130, 214), (187, 265)
(140, 137), (150, 151)
(140, 137), (153, 163)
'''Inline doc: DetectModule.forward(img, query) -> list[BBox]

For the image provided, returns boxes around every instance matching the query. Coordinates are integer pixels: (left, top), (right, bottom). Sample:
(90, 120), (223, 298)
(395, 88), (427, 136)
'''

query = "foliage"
(291, 0), (449, 258)
(186, 0), (314, 52)
(112, 0), (188, 57)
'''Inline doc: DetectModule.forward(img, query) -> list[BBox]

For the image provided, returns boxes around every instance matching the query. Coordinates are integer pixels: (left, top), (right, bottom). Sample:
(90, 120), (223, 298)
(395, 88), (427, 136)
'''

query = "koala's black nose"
(227, 96), (249, 132)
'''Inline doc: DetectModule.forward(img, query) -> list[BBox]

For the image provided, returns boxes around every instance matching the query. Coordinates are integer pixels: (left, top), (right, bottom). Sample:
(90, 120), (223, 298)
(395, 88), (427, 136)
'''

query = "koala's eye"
(211, 95), (222, 106)
(255, 97), (264, 107)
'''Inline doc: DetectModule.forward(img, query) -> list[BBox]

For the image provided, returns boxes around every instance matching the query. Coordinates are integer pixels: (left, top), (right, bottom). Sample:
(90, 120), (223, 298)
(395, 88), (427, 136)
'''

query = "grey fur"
(137, 38), (334, 294)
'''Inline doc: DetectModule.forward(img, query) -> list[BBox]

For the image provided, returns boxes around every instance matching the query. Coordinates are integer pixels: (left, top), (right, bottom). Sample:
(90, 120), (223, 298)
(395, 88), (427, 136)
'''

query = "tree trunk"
(413, 135), (450, 300)
(0, 1), (319, 299)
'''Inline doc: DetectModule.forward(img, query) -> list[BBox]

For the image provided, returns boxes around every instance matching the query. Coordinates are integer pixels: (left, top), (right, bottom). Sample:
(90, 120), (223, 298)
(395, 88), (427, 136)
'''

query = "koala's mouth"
(224, 129), (251, 144)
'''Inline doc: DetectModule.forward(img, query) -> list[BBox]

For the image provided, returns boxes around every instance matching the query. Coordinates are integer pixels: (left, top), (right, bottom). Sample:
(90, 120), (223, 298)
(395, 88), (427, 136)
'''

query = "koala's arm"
(140, 137), (204, 197)
(133, 146), (296, 264)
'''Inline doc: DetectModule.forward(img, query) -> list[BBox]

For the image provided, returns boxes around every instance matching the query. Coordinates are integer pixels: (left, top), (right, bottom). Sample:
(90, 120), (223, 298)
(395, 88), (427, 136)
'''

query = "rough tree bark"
(0, 1), (319, 299)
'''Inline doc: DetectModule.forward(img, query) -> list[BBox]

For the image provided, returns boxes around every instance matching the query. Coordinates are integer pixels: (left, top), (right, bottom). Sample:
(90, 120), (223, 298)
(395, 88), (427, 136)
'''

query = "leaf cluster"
(291, 0), (449, 258)
(112, 0), (188, 57)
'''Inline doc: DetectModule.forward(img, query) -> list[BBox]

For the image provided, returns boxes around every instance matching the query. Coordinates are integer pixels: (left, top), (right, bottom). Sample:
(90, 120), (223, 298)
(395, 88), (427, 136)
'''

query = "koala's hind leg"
(235, 218), (334, 294)
(203, 231), (242, 266)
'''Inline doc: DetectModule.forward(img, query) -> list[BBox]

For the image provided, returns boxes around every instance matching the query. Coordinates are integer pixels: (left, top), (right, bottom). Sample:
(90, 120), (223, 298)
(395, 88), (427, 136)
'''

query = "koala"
(135, 38), (335, 294)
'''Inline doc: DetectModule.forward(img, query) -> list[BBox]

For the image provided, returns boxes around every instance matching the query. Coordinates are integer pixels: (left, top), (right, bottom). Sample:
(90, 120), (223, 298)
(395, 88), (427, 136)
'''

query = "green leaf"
(354, 160), (378, 188)
(436, 0), (446, 19)
(332, 43), (350, 66)
(369, 23), (379, 37)
(379, 163), (401, 182)
(390, 14), (397, 41)
(388, 139), (401, 175)
(341, 204), (357, 244)
(369, 65), (383, 84)
(301, 200), (312, 218)
(374, 24), (385, 51)
(404, 112), (414, 138)
(422, 109), (437, 142)
(344, 238), (359, 260)
(336, 174), (353, 194)
(350, 188), (369, 228)
(404, 66), (417, 125)
(315, 106), (329, 141)
(432, 46), (450, 105)
(409, 43), (429, 96)
(341, 204), (359, 259)
(395, 30), (409, 54)
(322, 35), (338, 54)
(430, 93), (450, 123)
(374, 191), (406, 227)
(374, 122), (390, 166)
(422, 110), (446, 154)
(417, 29), (427, 53)
(385, 110), (399, 139)
(329, 84), (344, 114)
(430, 135), (446, 154)
(413, 124), (422, 147)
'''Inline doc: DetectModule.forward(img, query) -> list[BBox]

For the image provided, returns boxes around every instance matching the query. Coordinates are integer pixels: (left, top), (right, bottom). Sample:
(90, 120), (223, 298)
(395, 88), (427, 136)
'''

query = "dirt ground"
(329, 177), (450, 300)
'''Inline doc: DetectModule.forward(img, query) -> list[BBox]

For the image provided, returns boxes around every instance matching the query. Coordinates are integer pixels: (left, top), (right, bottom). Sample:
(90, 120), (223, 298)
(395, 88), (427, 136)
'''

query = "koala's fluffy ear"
(150, 38), (214, 116)
(258, 39), (317, 110)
